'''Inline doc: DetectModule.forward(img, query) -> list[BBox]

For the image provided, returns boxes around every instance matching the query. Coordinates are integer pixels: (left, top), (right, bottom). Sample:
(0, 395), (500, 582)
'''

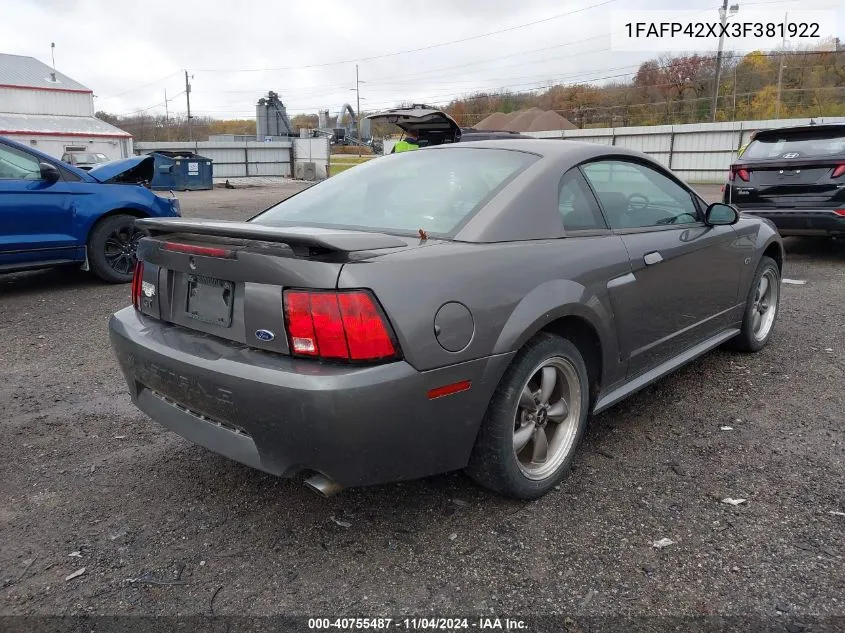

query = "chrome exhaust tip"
(303, 473), (343, 498)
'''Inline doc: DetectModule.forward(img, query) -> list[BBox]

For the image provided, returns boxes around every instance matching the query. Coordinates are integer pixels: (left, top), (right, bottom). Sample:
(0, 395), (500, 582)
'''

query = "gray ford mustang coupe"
(109, 140), (783, 499)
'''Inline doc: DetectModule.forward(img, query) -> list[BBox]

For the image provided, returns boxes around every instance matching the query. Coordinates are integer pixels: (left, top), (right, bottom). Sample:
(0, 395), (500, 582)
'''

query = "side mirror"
(39, 162), (61, 183)
(705, 202), (739, 226)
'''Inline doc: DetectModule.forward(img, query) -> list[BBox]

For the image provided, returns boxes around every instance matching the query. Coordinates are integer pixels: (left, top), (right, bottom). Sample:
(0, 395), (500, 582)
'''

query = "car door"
(581, 159), (741, 378)
(0, 141), (77, 268)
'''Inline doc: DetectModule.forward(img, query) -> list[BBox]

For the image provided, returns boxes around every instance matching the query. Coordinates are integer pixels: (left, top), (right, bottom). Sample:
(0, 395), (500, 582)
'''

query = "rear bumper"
(734, 208), (845, 236)
(109, 307), (513, 487)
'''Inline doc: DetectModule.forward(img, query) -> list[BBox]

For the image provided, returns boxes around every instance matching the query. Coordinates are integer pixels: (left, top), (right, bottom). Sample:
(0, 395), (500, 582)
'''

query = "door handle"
(644, 251), (663, 265)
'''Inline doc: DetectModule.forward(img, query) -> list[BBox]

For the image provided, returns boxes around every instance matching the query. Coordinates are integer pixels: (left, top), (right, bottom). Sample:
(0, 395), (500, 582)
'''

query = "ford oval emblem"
(255, 329), (275, 342)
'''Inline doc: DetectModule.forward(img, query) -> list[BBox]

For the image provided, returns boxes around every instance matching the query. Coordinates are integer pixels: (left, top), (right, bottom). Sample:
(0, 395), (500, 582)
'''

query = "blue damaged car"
(0, 135), (180, 283)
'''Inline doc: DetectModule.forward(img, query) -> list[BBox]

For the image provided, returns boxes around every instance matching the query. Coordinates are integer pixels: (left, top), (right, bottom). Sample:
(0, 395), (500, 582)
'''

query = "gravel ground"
(1, 183), (843, 623)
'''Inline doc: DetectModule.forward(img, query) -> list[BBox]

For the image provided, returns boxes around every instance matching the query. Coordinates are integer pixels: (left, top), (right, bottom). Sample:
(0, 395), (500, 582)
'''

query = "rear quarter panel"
(337, 237), (631, 386)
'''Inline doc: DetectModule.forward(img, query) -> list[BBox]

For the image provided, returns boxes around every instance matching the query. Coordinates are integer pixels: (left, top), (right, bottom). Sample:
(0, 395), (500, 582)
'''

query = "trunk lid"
(132, 218), (422, 355)
(731, 124), (845, 208)
(729, 157), (845, 208)
(367, 106), (462, 145)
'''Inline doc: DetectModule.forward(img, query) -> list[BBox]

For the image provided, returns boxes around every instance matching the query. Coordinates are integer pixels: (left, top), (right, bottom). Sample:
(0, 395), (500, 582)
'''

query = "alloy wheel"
(752, 268), (779, 341)
(103, 225), (144, 275)
(512, 357), (582, 480)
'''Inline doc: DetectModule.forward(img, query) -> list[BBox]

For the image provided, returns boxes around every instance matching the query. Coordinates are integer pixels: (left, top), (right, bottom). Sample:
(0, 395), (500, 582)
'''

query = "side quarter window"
(581, 160), (701, 230)
(0, 143), (41, 180)
(60, 167), (81, 182)
(558, 168), (607, 232)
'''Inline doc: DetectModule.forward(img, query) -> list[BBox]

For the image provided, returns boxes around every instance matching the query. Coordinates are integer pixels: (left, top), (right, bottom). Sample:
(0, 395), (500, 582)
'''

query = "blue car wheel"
(87, 214), (146, 283)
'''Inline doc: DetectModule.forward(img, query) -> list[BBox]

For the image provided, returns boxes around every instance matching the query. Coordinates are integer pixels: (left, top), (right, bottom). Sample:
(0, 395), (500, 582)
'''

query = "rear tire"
(87, 214), (145, 283)
(466, 333), (589, 499)
(726, 255), (780, 352)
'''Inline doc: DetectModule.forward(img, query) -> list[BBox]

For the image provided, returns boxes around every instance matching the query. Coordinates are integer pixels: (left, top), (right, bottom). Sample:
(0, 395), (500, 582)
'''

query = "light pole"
(711, 1), (739, 122)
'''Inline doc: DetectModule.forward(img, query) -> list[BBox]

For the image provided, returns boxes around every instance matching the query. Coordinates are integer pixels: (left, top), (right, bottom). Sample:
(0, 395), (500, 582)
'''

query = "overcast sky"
(2, 0), (842, 120)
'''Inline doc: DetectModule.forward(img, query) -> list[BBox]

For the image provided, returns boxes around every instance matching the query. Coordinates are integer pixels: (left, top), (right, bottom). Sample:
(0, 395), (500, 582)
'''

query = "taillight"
(283, 290), (400, 362)
(730, 167), (750, 182)
(131, 260), (144, 310)
(834, 209), (845, 217)
(832, 164), (845, 178)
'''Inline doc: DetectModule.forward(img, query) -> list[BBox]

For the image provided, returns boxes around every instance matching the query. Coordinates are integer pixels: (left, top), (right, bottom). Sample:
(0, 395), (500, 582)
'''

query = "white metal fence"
(293, 137), (329, 179)
(525, 117), (845, 183)
(134, 138), (330, 180)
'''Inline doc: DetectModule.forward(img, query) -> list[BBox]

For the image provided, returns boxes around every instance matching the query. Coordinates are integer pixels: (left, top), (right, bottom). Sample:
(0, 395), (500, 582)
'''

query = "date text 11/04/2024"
(307, 618), (527, 630)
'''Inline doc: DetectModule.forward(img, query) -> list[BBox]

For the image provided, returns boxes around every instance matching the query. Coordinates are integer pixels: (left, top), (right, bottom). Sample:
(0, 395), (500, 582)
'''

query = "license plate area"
(186, 274), (234, 327)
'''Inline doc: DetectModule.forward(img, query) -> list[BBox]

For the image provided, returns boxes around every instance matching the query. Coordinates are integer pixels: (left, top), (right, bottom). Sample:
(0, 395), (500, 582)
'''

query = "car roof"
(421, 138), (646, 162)
(460, 130), (533, 139)
(754, 123), (845, 138)
(419, 139), (676, 243)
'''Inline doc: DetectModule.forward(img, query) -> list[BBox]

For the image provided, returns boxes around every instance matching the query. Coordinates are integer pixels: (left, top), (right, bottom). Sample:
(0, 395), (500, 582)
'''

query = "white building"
(0, 53), (132, 160)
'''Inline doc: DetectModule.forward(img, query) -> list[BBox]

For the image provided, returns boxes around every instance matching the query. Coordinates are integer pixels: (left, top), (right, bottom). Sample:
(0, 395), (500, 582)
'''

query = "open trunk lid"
(132, 218), (413, 355)
(367, 105), (462, 144)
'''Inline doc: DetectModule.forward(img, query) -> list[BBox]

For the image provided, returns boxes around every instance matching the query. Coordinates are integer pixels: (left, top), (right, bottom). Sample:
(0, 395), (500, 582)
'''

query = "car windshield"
(742, 129), (845, 160)
(252, 147), (536, 236)
(70, 153), (105, 163)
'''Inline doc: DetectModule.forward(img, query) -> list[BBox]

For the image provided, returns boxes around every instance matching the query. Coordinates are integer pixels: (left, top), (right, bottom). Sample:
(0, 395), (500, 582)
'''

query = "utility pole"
(732, 63), (738, 121)
(775, 12), (787, 120)
(710, 0), (728, 122)
(185, 70), (193, 142)
(711, 1), (738, 122)
(355, 64), (362, 157)
(164, 88), (169, 123)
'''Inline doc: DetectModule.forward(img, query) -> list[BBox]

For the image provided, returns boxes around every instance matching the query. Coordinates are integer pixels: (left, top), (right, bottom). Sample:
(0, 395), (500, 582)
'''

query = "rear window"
(742, 129), (845, 160)
(252, 148), (536, 236)
(64, 153), (104, 164)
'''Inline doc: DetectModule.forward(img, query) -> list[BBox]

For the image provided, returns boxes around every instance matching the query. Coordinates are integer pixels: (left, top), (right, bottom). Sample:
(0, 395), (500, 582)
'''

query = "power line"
(193, 0), (618, 73)
(116, 100), (169, 115)
(361, 1), (739, 86)
(186, 35), (773, 106)
(97, 71), (182, 100)
(131, 0), (703, 97)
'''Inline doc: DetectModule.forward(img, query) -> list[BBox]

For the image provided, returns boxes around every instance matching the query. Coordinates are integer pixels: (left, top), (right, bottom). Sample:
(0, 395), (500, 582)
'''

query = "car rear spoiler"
(135, 218), (409, 253)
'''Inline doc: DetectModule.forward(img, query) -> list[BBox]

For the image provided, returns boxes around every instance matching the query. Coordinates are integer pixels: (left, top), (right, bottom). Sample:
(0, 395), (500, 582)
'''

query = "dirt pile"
(474, 112), (509, 130)
(474, 108), (575, 132)
(526, 110), (577, 132)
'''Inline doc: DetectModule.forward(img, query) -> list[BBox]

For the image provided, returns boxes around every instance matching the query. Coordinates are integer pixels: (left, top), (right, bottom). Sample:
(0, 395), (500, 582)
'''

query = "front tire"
(727, 255), (780, 352)
(87, 214), (145, 283)
(466, 333), (590, 499)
